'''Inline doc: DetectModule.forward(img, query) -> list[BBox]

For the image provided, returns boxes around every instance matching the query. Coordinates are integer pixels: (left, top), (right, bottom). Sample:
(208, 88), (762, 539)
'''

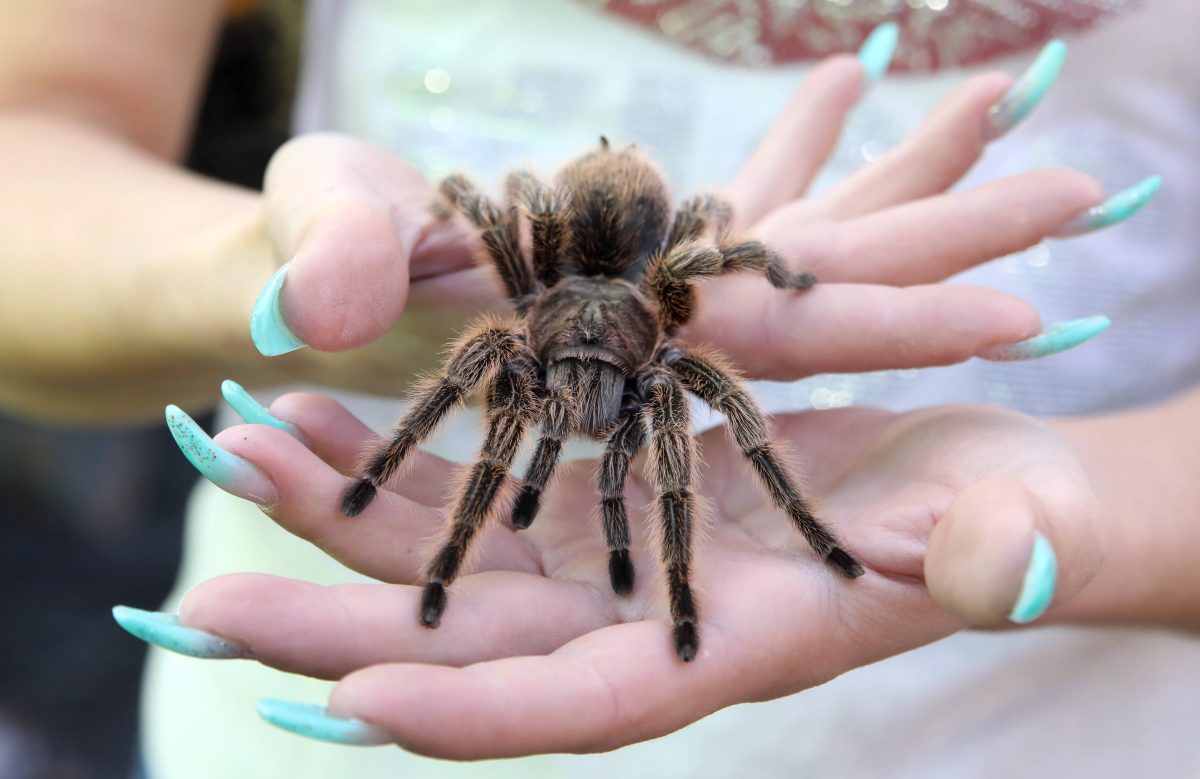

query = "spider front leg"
(597, 388), (647, 596)
(511, 381), (576, 530)
(668, 347), (863, 578)
(341, 319), (524, 517)
(420, 359), (539, 627)
(643, 368), (701, 661)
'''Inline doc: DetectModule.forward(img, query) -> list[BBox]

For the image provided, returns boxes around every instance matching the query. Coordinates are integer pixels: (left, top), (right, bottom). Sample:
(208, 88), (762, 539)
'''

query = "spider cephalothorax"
(341, 137), (863, 661)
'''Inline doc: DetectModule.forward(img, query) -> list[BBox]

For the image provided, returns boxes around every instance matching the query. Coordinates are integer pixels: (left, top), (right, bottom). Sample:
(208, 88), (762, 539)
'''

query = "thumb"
(252, 133), (473, 355)
(924, 477), (1104, 626)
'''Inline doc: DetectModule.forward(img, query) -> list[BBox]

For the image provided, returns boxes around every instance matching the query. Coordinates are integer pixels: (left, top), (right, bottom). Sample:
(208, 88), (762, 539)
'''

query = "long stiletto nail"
(983, 39), (1066, 140)
(221, 379), (305, 441)
(111, 606), (252, 659)
(857, 22), (899, 85)
(257, 700), (393, 746)
(979, 315), (1110, 362)
(1054, 175), (1162, 237)
(1009, 532), (1058, 624)
(165, 404), (277, 504)
(250, 263), (306, 356)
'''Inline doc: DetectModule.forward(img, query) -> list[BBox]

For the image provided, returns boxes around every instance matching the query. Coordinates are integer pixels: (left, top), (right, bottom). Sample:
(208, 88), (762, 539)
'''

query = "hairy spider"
(340, 137), (863, 662)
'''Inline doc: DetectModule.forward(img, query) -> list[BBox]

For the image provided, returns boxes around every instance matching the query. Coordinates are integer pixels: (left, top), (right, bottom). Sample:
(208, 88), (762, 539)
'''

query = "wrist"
(1050, 393), (1200, 630)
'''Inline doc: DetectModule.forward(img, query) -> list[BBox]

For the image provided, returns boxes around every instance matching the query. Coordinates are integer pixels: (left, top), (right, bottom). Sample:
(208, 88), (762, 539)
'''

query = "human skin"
(0, 1), (1106, 421)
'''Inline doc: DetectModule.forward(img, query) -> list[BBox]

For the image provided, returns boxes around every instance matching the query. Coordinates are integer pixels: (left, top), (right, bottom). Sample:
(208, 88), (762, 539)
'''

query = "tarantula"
(340, 137), (863, 661)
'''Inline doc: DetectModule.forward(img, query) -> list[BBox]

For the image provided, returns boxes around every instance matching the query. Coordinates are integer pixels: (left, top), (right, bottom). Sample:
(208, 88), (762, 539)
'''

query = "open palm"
(183, 393), (1103, 758)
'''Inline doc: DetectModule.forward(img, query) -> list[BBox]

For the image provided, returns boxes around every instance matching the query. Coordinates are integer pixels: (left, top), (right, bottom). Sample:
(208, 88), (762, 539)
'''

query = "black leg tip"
(826, 547), (865, 579)
(797, 272), (817, 289)
(341, 479), (377, 517)
(511, 487), (540, 530)
(673, 622), (699, 662)
(419, 582), (447, 628)
(608, 549), (635, 596)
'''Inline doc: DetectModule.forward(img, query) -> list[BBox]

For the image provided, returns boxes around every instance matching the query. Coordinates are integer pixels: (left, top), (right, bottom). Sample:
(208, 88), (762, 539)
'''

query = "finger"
(686, 278), (1040, 380)
(792, 72), (1013, 222)
(725, 55), (865, 228)
(924, 475), (1105, 626)
(213, 424), (536, 582)
(180, 571), (603, 678)
(259, 134), (483, 353)
(756, 168), (1104, 285)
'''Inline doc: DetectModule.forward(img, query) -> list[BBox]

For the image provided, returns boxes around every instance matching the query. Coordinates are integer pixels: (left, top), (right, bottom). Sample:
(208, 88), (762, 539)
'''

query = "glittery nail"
(857, 22), (899, 85)
(983, 39), (1066, 140)
(112, 606), (252, 659)
(1009, 532), (1058, 624)
(257, 700), (393, 746)
(221, 379), (305, 441)
(250, 263), (306, 356)
(979, 316), (1110, 362)
(1054, 175), (1162, 237)
(165, 404), (277, 504)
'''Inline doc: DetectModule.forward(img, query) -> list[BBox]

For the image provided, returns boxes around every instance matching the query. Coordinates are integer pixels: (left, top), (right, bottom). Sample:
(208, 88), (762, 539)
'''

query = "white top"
(143, 1), (1200, 776)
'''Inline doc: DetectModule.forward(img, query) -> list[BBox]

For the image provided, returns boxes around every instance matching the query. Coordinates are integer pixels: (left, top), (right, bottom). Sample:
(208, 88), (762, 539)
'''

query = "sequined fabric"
(587, 0), (1143, 69)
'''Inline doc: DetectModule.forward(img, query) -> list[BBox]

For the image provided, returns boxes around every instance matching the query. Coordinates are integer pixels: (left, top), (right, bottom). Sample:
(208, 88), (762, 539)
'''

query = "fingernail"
(979, 315), (1110, 362)
(257, 700), (393, 746)
(111, 606), (252, 659)
(983, 39), (1066, 140)
(250, 262), (306, 356)
(1009, 532), (1058, 624)
(857, 22), (899, 85)
(221, 379), (305, 441)
(165, 404), (277, 504)
(1054, 175), (1163, 237)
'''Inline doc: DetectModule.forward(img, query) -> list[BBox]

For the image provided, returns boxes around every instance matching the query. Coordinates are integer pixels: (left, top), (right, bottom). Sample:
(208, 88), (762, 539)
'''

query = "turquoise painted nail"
(257, 700), (393, 746)
(1009, 532), (1058, 624)
(250, 263), (306, 356)
(980, 315), (1110, 362)
(857, 22), (899, 85)
(165, 404), (277, 504)
(221, 379), (304, 441)
(983, 39), (1066, 140)
(1055, 175), (1163, 237)
(111, 606), (252, 659)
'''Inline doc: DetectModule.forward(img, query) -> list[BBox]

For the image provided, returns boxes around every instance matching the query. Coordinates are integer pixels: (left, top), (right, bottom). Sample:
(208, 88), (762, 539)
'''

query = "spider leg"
(666, 193), (733, 250)
(643, 239), (815, 330)
(597, 387), (647, 596)
(420, 359), (539, 628)
(439, 173), (536, 302)
(667, 346), (863, 578)
(642, 367), (700, 661)
(505, 170), (569, 288)
(341, 319), (526, 517)
(510, 380), (576, 530)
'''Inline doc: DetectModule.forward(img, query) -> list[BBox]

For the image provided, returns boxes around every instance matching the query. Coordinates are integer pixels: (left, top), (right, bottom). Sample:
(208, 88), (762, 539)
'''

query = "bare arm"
(0, 0), (277, 421)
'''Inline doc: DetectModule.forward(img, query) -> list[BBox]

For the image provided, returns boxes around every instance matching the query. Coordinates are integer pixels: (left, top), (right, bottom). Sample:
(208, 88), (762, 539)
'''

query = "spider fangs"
(340, 137), (863, 662)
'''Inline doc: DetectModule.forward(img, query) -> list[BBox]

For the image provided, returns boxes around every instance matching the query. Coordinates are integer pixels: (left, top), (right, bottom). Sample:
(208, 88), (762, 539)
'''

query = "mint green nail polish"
(1009, 532), (1058, 624)
(112, 606), (251, 659)
(165, 404), (277, 504)
(983, 39), (1066, 140)
(857, 22), (899, 85)
(250, 263), (306, 356)
(257, 700), (393, 746)
(221, 380), (304, 441)
(980, 315), (1110, 362)
(1055, 175), (1163, 237)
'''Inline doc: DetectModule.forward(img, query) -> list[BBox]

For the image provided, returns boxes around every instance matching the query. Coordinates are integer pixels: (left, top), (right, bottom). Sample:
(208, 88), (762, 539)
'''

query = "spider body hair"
(341, 138), (861, 661)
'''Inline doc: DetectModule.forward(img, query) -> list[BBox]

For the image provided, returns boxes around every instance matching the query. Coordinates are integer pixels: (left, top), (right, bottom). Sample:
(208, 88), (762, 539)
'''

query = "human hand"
(141, 392), (1104, 758)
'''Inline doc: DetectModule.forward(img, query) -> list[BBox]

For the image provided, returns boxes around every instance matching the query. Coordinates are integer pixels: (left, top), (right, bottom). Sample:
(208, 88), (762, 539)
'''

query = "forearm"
(0, 112), (275, 421)
(1053, 387), (1200, 630)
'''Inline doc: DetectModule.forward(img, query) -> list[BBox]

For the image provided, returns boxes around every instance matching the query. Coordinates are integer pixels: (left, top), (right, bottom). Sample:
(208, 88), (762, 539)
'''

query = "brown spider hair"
(341, 137), (861, 662)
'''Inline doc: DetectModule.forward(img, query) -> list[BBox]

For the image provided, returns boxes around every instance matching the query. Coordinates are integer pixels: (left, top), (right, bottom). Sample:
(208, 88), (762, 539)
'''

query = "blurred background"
(0, 6), (296, 777)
